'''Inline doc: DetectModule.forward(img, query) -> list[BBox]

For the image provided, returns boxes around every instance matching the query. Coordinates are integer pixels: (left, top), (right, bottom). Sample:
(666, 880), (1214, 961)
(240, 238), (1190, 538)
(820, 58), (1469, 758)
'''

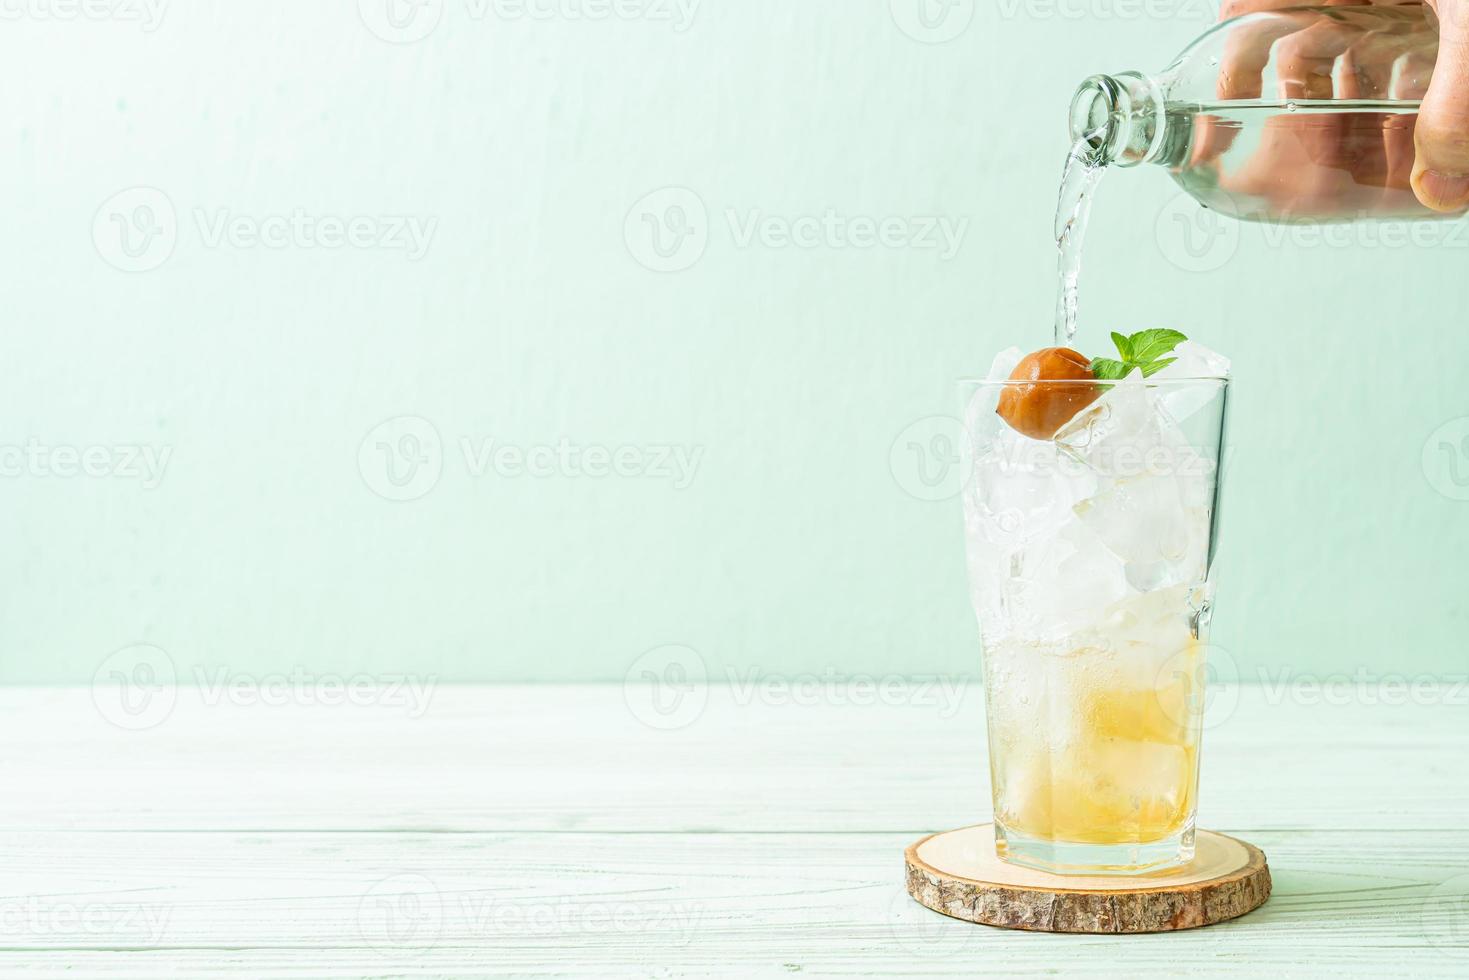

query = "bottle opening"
(1070, 75), (1120, 163)
(1068, 72), (1162, 168)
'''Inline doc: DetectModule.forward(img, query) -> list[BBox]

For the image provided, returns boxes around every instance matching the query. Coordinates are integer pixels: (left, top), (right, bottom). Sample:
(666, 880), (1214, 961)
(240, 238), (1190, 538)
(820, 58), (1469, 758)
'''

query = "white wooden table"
(2, 682), (1467, 976)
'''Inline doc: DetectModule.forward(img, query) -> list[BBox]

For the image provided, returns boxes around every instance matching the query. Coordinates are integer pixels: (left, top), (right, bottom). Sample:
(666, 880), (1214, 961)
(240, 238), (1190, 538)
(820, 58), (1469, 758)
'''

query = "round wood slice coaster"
(905, 824), (1270, 934)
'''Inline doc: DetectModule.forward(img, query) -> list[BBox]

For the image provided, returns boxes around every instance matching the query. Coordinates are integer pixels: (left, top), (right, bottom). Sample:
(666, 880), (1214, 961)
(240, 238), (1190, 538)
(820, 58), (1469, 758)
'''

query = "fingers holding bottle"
(1413, 0), (1469, 211)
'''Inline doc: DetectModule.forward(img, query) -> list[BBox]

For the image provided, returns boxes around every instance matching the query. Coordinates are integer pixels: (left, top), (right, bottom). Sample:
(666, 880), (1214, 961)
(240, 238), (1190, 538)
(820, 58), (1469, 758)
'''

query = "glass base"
(994, 822), (1196, 876)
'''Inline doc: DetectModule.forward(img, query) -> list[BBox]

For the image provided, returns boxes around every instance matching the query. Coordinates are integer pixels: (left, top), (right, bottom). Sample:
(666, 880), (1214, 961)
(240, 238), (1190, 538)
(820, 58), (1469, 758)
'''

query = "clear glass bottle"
(1071, 3), (1461, 221)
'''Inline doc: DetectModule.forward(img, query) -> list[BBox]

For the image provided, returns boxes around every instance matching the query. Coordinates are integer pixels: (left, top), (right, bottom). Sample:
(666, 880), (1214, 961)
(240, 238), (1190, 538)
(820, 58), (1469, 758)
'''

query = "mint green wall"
(2, 2), (1465, 682)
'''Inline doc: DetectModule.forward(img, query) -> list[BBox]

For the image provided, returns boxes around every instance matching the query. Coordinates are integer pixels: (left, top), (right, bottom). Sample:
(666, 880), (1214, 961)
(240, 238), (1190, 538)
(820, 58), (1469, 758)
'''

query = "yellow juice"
(984, 633), (1205, 848)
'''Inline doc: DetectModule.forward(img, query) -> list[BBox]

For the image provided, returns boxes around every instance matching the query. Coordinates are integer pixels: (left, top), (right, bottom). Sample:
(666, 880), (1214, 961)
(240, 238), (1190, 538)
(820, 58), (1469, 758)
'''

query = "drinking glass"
(959, 375), (1228, 875)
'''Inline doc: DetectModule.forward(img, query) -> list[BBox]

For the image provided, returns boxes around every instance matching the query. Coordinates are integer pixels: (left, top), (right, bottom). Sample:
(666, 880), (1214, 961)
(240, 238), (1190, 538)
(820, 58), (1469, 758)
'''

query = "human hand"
(1414, 0), (1469, 209)
(1197, 0), (1465, 217)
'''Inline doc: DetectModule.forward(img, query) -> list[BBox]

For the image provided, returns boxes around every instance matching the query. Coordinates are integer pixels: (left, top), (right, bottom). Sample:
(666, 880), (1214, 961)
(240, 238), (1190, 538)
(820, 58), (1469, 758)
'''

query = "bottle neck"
(1069, 72), (1167, 168)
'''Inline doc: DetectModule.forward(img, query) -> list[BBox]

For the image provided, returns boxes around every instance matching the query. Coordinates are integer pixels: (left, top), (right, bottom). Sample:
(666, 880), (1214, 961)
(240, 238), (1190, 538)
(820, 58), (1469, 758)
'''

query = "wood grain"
(906, 825), (1271, 932)
(0, 685), (1464, 976)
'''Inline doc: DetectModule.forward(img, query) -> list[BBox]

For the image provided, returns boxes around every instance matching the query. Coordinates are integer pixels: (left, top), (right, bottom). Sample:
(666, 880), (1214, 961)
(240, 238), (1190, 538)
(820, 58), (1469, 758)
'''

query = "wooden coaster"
(905, 824), (1270, 934)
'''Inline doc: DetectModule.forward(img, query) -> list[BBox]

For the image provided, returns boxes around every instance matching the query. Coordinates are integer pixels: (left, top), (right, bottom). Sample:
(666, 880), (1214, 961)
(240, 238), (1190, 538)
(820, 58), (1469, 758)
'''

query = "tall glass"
(960, 375), (1228, 875)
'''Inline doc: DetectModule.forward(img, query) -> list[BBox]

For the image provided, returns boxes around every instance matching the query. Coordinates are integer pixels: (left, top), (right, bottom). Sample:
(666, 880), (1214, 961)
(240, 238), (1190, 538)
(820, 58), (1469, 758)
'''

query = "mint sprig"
(1090, 329), (1186, 381)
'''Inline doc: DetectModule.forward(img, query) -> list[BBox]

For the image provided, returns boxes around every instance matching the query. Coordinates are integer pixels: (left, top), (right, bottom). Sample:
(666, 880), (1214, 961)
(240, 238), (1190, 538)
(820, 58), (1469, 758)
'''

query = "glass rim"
(957, 375), (1229, 387)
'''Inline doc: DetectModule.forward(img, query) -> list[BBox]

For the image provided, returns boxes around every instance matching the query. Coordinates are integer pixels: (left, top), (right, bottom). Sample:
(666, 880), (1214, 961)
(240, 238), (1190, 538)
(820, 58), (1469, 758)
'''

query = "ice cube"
(1053, 370), (1213, 588)
(1159, 339), (1230, 379)
(1002, 520), (1132, 639)
(1054, 372), (1185, 480)
(1073, 474), (1210, 591)
(987, 345), (1025, 381)
(1153, 340), (1230, 423)
(1094, 584), (1197, 658)
(967, 432), (1095, 547)
(1076, 738), (1193, 824)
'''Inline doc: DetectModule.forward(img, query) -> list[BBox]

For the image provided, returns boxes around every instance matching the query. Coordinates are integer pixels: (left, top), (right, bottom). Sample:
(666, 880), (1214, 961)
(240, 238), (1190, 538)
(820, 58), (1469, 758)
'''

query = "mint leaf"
(1090, 358), (1131, 381)
(1110, 332), (1133, 362)
(1091, 329), (1188, 381)
(1128, 329), (1188, 364)
(1139, 356), (1178, 378)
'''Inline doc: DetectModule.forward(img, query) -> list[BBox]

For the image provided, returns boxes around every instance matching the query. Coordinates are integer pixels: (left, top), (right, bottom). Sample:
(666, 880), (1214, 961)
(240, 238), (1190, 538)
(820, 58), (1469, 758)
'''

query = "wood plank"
(1, 685), (1464, 833)
(0, 830), (1464, 976)
(2, 685), (1464, 975)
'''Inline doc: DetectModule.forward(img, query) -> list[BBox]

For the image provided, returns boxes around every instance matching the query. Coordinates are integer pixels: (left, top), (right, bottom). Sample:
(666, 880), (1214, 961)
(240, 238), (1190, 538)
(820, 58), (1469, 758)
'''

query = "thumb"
(1414, 0), (1469, 211)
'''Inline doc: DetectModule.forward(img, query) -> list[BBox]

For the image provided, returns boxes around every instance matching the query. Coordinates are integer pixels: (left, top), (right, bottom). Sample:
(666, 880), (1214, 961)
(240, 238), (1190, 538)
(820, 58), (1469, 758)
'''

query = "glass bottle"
(1070, 3), (1461, 221)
